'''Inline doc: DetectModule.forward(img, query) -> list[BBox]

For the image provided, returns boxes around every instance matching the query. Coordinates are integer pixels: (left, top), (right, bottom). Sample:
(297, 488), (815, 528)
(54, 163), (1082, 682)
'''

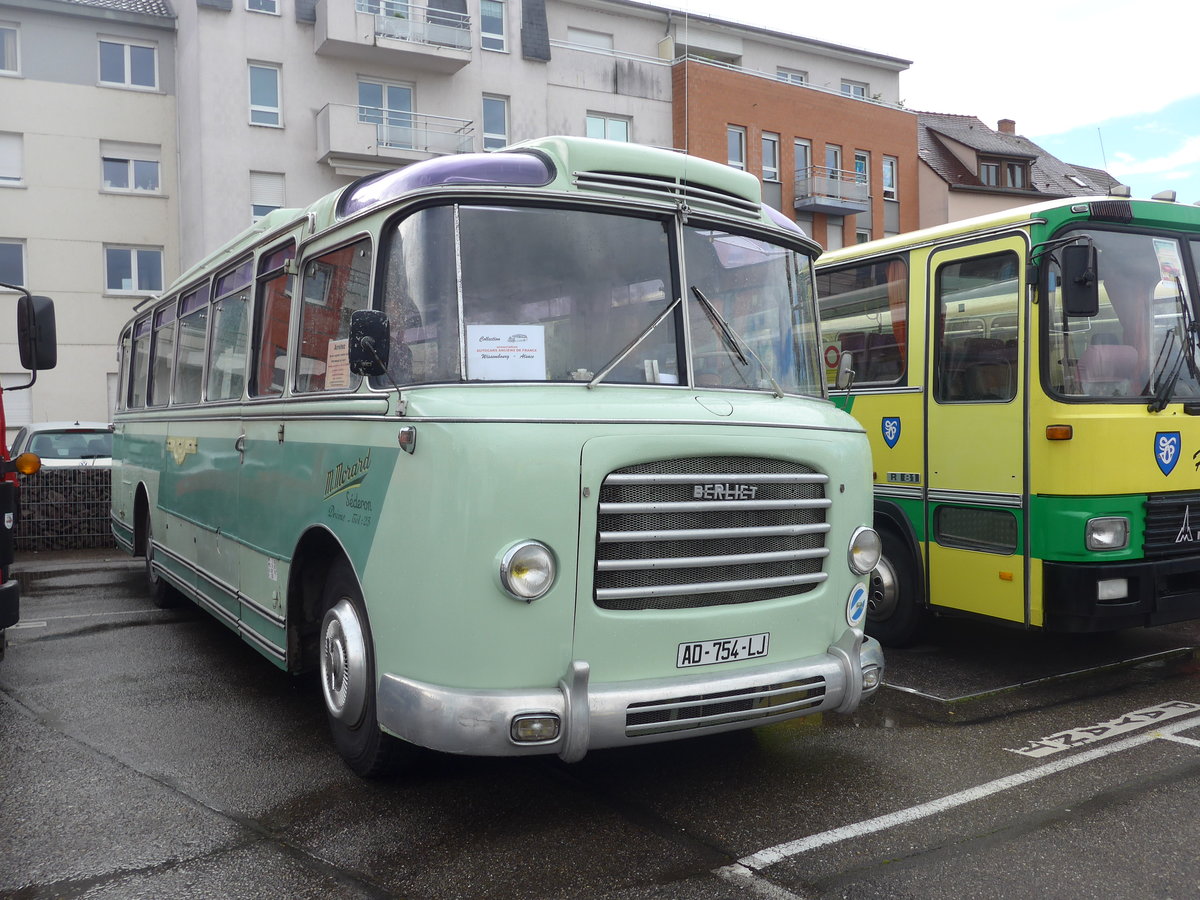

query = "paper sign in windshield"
(466, 325), (547, 381)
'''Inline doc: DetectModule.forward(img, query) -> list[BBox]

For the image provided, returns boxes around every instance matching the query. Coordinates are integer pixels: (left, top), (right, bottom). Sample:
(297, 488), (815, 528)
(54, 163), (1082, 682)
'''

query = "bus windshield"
(1048, 228), (1200, 402)
(377, 203), (822, 395)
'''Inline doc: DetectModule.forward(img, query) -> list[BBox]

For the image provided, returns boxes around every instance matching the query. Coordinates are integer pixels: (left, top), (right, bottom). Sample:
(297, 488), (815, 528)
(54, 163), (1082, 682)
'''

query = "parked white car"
(9, 421), (113, 468)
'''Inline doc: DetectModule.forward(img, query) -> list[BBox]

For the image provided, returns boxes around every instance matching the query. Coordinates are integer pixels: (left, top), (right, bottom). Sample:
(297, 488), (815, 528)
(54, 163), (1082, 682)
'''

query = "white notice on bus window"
(326, 338), (351, 389)
(466, 325), (547, 381)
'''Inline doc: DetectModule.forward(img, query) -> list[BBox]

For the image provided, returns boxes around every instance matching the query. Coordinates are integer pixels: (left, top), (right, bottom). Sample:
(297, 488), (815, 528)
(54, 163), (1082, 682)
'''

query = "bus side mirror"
(835, 350), (856, 390)
(348, 309), (390, 376)
(17, 294), (57, 371)
(1061, 244), (1099, 317)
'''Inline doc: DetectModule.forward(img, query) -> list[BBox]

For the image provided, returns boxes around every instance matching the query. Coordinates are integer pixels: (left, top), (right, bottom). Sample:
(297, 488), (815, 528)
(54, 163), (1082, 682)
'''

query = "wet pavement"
(4, 550), (1200, 899)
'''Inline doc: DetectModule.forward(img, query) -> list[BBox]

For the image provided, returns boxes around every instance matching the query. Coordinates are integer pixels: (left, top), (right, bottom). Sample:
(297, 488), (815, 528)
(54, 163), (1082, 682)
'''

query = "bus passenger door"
(925, 240), (1028, 624)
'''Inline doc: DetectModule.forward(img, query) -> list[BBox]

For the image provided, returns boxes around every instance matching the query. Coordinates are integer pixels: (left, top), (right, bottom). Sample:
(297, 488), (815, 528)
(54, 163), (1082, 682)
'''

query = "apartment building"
(0, 0), (916, 430)
(0, 0), (177, 435)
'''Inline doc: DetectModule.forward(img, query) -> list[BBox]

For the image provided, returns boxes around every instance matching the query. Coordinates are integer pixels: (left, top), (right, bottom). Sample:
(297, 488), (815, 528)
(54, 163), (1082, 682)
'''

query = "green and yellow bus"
(816, 191), (1200, 645)
(111, 136), (883, 775)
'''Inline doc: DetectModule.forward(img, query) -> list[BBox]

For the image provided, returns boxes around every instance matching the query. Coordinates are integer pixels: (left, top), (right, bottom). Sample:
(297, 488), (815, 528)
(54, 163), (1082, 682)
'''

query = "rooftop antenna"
(1097, 127), (1109, 170)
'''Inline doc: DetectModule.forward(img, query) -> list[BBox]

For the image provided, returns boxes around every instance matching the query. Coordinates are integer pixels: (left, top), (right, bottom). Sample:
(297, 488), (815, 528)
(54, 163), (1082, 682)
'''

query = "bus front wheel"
(866, 529), (924, 647)
(319, 562), (409, 778)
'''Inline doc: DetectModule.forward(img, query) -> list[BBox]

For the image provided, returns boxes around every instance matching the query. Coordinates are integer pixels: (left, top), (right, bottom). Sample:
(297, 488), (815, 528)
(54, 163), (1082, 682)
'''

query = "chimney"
(998, 119), (1016, 134)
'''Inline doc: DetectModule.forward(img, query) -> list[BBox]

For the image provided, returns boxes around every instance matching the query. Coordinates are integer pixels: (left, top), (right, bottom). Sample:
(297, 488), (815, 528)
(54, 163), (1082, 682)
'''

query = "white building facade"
(1, 0), (907, 433)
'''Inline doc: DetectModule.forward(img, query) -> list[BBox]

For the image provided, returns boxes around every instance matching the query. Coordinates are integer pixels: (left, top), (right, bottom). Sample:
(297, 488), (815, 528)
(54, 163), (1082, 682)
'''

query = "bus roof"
(149, 136), (813, 310)
(817, 193), (1200, 268)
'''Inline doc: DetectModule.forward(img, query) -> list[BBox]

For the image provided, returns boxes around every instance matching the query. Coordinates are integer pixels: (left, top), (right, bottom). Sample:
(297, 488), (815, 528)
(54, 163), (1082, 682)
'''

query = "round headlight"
(848, 526), (881, 575)
(500, 541), (556, 601)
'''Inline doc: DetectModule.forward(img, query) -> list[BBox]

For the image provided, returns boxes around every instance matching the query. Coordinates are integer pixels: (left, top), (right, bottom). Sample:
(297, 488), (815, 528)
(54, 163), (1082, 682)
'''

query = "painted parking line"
(716, 711), (1200, 896)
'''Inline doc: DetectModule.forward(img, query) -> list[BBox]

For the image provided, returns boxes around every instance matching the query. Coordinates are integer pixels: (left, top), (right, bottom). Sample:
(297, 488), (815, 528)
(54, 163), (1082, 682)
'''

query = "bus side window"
(297, 239), (373, 393)
(174, 285), (209, 405)
(934, 253), (1019, 403)
(129, 317), (151, 409)
(251, 242), (295, 397)
(148, 303), (176, 408)
(816, 256), (908, 387)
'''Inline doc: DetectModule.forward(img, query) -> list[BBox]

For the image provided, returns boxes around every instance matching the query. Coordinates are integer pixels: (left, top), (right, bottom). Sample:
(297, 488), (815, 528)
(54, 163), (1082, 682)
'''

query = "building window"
(776, 67), (806, 85)
(250, 171), (285, 222)
(825, 144), (842, 175)
(840, 80), (868, 100)
(101, 142), (161, 193)
(980, 162), (999, 186)
(883, 156), (898, 200)
(248, 63), (282, 127)
(1, 24), (19, 74)
(482, 95), (508, 150)
(762, 133), (779, 182)
(586, 114), (629, 142)
(105, 246), (163, 294)
(794, 139), (811, 175)
(566, 27), (613, 51)
(0, 239), (24, 286)
(0, 132), (21, 185)
(727, 126), (746, 170)
(358, 79), (413, 147)
(856, 230), (871, 243)
(99, 39), (157, 89)
(480, 0), (506, 52)
(247, 0), (279, 13)
(1006, 162), (1026, 189)
(854, 151), (869, 185)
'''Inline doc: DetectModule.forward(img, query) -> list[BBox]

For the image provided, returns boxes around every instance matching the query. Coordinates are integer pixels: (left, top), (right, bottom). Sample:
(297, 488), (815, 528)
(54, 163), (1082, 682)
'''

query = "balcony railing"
(794, 166), (870, 215)
(354, 0), (471, 50)
(317, 103), (474, 175)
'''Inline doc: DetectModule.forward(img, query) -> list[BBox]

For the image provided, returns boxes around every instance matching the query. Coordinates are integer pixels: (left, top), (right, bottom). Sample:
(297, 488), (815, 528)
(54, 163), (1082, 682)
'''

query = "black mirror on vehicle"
(1061, 244), (1099, 317)
(17, 295), (57, 371)
(348, 309), (390, 376)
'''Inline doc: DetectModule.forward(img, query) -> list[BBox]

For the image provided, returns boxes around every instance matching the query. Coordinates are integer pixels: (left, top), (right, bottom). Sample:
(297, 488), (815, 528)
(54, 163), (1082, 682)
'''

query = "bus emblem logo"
(882, 417), (901, 448)
(1155, 432), (1181, 476)
(1177, 506), (1195, 543)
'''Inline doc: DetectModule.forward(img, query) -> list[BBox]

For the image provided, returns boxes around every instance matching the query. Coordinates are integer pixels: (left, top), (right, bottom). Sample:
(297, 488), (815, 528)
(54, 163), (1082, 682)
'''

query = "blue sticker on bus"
(1156, 431), (1181, 476)
(882, 417), (901, 449)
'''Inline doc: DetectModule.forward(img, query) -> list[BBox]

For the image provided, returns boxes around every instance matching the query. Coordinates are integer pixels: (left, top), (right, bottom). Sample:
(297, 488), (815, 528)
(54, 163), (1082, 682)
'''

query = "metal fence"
(16, 468), (114, 551)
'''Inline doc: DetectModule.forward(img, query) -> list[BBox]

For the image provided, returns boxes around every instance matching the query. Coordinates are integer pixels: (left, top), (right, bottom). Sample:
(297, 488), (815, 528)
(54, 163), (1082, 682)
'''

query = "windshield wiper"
(690, 286), (785, 398)
(588, 295), (682, 389)
(1148, 277), (1199, 413)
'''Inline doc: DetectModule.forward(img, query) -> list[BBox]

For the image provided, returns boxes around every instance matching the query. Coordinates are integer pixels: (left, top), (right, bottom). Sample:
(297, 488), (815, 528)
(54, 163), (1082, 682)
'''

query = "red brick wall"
(672, 61), (919, 247)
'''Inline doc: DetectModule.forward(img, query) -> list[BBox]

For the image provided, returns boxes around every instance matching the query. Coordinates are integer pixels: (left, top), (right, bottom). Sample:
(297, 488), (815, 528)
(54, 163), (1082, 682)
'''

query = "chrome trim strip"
(597, 547), (829, 571)
(874, 484), (924, 501)
(598, 498), (832, 514)
(626, 692), (826, 737)
(598, 523), (831, 543)
(926, 489), (1023, 508)
(595, 572), (828, 601)
(604, 472), (828, 485)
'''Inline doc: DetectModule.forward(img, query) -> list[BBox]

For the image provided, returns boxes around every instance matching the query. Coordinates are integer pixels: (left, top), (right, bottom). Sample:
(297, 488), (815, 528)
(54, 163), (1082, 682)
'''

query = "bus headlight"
(499, 541), (556, 601)
(848, 526), (881, 575)
(1086, 517), (1129, 551)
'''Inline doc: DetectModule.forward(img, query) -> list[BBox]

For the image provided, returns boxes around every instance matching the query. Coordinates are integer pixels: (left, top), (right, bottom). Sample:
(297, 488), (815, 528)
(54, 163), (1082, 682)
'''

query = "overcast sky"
(645, 0), (1200, 204)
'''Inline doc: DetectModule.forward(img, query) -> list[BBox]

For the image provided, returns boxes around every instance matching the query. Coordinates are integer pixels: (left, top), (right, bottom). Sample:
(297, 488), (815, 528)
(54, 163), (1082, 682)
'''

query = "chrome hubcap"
(867, 555), (899, 622)
(320, 598), (368, 724)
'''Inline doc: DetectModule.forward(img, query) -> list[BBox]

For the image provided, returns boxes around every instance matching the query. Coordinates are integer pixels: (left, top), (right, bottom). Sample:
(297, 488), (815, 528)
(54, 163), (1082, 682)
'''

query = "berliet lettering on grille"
(693, 483), (759, 501)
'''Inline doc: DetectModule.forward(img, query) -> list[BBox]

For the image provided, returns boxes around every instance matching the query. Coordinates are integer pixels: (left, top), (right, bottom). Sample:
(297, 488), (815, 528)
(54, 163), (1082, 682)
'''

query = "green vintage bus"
(111, 136), (883, 776)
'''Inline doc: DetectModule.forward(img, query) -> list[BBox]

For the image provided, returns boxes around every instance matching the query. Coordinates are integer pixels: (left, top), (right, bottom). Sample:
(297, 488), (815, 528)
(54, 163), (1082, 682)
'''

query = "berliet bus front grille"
(625, 676), (828, 737)
(595, 456), (831, 611)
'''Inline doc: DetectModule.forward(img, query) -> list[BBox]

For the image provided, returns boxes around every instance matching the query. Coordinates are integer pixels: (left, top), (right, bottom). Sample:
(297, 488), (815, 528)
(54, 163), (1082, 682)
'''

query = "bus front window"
(1048, 229), (1200, 402)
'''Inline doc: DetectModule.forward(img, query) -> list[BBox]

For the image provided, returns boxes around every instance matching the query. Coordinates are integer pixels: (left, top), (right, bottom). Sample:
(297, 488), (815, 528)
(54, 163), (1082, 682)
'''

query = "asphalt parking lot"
(4, 550), (1200, 899)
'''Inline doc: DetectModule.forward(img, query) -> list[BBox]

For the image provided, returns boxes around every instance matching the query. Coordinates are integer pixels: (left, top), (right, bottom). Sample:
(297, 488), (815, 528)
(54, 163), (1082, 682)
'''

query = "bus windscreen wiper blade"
(1148, 330), (1184, 413)
(588, 295), (682, 389)
(690, 286), (785, 398)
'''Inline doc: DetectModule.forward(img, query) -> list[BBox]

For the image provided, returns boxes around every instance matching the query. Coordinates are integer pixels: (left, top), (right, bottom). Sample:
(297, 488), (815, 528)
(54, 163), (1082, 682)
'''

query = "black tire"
(143, 512), (179, 609)
(319, 561), (411, 778)
(865, 527), (924, 647)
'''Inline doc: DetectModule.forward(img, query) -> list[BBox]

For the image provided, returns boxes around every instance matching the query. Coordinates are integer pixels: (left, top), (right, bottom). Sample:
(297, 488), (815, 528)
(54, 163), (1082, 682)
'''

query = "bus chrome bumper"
(376, 628), (883, 762)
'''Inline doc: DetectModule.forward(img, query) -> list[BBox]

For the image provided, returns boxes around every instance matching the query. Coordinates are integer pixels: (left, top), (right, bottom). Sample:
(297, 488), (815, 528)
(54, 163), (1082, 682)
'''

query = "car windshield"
(376, 204), (823, 395)
(27, 430), (113, 460)
(1047, 229), (1200, 402)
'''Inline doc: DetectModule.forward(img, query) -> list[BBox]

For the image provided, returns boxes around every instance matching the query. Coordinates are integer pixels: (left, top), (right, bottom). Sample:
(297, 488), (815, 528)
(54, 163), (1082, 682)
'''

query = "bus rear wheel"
(319, 562), (410, 778)
(866, 529), (924, 647)
(143, 513), (178, 609)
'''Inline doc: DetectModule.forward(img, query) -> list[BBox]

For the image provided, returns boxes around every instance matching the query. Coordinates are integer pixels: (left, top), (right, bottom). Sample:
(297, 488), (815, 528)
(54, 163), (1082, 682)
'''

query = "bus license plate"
(677, 633), (769, 668)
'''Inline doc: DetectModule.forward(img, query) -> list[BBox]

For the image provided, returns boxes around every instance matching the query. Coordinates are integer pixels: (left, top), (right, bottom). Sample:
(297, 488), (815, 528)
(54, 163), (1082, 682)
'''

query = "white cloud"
(1107, 136), (1200, 178)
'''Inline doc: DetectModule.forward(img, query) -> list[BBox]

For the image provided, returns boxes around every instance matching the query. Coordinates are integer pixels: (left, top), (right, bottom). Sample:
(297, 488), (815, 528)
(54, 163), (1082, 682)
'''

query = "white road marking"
(728, 712), (1200, 879)
(1005, 700), (1200, 757)
(1161, 734), (1200, 748)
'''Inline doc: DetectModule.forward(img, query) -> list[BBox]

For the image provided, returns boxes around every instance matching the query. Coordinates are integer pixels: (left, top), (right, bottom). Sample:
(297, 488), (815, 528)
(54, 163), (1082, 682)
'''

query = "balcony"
(317, 103), (474, 177)
(794, 166), (870, 216)
(315, 0), (472, 73)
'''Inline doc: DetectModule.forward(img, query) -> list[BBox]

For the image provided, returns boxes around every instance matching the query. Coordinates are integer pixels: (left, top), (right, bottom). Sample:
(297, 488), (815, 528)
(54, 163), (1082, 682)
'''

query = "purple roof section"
(337, 152), (555, 218)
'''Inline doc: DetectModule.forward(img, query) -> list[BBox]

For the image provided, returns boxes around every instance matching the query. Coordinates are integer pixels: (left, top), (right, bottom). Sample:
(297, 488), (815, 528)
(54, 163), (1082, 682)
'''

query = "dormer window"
(979, 157), (1028, 189)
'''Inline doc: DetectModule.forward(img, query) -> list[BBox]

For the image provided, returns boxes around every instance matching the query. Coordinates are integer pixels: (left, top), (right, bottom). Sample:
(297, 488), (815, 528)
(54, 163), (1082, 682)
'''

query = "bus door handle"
(234, 433), (246, 463)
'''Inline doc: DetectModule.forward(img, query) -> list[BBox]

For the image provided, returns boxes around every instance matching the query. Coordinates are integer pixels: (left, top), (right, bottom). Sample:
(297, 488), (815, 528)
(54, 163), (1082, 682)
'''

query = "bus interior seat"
(865, 333), (902, 381)
(836, 332), (867, 374)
